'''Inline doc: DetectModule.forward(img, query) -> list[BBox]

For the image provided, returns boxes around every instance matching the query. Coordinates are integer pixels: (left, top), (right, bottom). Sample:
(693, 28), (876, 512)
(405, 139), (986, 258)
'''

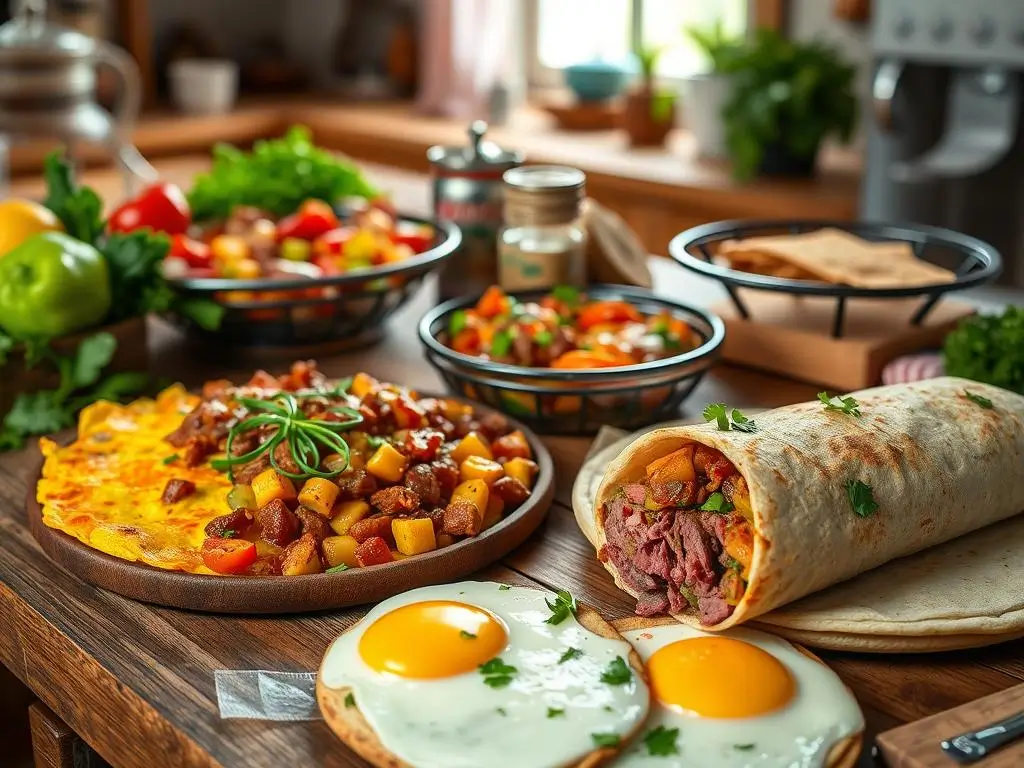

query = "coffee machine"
(862, 0), (1024, 287)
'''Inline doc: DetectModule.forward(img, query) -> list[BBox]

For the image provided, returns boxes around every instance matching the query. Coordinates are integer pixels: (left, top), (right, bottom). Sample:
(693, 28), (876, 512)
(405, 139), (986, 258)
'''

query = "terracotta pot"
(621, 85), (675, 147)
(0, 316), (150, 417)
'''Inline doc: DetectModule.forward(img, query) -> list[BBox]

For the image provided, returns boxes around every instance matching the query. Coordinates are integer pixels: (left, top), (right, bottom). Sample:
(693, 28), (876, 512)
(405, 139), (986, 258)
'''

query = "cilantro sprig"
(703, 404), (757, 433)
(699, 491), (734, 513)
(818, 391), (862, 417)
(644, 725), (680, 756)
(591, 733), (621, 748)
(479, 658), (517, 688)
(963, 390), (994, 409)
(545, 589), (577, 625)
(599, 656), (632, 685)
(546, 707), (565, 718)
(845, 479), (879, 518)
(558, 647), (583, 664)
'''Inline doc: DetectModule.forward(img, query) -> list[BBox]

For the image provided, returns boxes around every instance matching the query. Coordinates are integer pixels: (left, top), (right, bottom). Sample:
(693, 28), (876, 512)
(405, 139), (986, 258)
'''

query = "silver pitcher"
(0, 0), (155, 195)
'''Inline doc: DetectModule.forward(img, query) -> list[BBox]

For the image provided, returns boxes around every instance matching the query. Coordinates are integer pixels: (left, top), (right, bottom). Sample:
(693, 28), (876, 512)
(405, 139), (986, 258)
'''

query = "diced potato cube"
(436, 533), (456, 548)
(297, 477), (340, 517)
(451, 431), (493, 464)
(440, 399), (473, 422)
(646, 445), (696, 485)
(483, 495), (504, 530)
(503, 457), (539, 489)
(366, 443), (408, 483)
(280, 534), (322, 576)
(391, 517), (437, 556)
(450, 478), (489, 514)
(459, 455), (504, 485)
(351, 372), (379, 398)
(330, 500), (371, 535)
(322, 535), (360, 568)
(251, 469), (297, 510)
(391, 550), (410, 561)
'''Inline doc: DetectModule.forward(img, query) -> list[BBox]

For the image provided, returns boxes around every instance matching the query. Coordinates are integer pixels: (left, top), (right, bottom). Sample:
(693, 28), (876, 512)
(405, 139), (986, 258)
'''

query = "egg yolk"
(358, 601), (507, 679)
(647, 637), (795, 718)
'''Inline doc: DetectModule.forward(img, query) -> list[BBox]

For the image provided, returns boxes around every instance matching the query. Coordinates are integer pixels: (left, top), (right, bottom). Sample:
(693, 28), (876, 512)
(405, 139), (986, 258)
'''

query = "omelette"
(38, 386), (233, 574)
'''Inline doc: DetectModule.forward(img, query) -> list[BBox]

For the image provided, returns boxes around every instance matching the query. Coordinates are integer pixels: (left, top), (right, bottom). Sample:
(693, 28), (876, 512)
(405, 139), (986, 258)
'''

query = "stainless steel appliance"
(863, 0), (1024, 286)
(0, 0), (155, 195)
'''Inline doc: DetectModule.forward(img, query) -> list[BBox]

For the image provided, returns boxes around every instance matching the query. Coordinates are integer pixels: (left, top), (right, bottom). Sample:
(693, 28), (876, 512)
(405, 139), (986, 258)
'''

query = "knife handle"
(941, 711), (1024, 764)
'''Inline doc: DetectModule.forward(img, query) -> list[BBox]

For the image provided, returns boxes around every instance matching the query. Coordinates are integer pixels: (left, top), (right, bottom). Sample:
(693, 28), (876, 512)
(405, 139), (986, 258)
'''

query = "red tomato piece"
(169, 233), (212, 268)
(108, 183), (191, 235)
(313, 226), (357, 256)
(275, 199), (340, 241)
(355, 536), (393, 567)
(389, 221), (434, 254)
(201, 538), (258, 574)
(576, 301), (643, 331)
(476, 285), (510, 319)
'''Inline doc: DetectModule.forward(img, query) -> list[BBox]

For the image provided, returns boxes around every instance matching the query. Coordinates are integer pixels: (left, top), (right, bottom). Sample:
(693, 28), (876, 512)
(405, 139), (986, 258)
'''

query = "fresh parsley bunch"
(943, 307), (1024, 394)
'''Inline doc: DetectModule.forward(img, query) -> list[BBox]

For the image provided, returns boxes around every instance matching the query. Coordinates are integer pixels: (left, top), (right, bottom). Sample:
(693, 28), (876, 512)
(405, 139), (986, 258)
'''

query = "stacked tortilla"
(579, 377), (1024, 651)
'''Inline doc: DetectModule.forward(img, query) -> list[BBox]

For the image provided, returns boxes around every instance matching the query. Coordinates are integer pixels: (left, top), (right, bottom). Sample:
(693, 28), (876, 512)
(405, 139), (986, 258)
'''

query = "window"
(529, 0), (749, 88)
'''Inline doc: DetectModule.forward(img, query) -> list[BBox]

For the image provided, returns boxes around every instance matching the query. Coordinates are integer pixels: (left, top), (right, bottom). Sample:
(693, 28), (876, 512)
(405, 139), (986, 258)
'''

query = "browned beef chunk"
(257, 499), (300, 547)
(403, 464), (441, 507)
(295, 506), (330, 543)
(371, 486), (420, 516)
(161, 478), (196, 504)
(204, 508), (254, 538)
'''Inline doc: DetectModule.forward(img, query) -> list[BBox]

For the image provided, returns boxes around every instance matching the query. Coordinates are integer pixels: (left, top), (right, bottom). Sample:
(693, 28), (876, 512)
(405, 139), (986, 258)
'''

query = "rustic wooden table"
(2, 163), (1023, 768)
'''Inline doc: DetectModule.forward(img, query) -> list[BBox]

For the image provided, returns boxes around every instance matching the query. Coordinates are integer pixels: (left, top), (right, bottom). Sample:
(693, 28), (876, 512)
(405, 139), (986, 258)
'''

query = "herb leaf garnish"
(734, 743), (756, 751)
(545, 589), (577, 625)
(490, 329), (513, 358)
(161, 453), (179, 465)
(818, 391), (862, 417)
(591, 732), (621, 748)
(699, 491), (734, 513)
(344, 692), (355, 708)
(498, 584), (511, 591)
(600, 656), (632, 685)
(325, 564), (349, 573)
(703, 404), (757, 433)
(546, 707), (565, 718)
(459, 630), (477, 640)
(558, 647), (583, 664)
(644, 726), (680, 756)
(479, 658), (517, 688)
(963, 390), (994, 409)
(845, 479), (879, 518)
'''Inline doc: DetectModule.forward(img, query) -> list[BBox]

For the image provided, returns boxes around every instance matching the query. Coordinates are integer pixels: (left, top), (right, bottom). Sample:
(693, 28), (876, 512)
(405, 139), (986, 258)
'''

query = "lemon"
(0, 199), (64, 257)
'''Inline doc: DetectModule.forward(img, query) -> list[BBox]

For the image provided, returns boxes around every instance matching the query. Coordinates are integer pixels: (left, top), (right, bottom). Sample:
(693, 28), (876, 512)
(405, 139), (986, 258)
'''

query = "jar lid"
(427, 120), (523, 172)
(503, 165), (585, 192)
(503, 166), (586, 226)
(0, 0), (98, 63)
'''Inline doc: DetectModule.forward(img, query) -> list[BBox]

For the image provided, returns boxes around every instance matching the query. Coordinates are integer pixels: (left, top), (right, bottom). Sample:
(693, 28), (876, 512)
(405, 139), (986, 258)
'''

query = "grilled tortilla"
(590, 377), (1024, 630)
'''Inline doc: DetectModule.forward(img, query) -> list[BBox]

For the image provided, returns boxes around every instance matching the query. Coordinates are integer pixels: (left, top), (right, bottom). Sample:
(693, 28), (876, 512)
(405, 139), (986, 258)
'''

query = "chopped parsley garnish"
(498, 584), (511, 591)
(343, 692), (355, 708)
(221, 529), (237, 538)
(459, 630), (477, 640)
(603, 705), (614, 713)
(552, 285), (581, 305)
(161, 453), (179, 465)
(699, 491), (734, 513)
(818, 391), (862, 416)
(545, 589), (577, 625)
(680, 586), (699, 610)
(963, 390), (994, 409)
(644, 726), (680, 756)
(534, 329), (554, 347)
(591, 732), (621, 748)
(479, 658), (517, 688)
(845, 479), (879, 518)
(448, 309), (468, 338)
(703, 403), (757, 433)
(490, 329), (513, 358)
(546, 707), (565, 718)
(325, 563), (349, 573)
(600, 656), (632, 685)
(558, 647), (584, 664)
(496, 707), (507, 716)
(734, 743), (756, 751)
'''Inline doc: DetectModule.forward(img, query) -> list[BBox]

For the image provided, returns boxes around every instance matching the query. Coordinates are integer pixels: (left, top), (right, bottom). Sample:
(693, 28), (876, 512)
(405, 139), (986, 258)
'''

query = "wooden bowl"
(26, 401), (554, 614)
(0, 316), (149, 417)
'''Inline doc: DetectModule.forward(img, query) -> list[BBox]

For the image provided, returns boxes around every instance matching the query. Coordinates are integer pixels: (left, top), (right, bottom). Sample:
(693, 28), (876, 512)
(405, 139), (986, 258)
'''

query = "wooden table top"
(2, 167), (1023, 768)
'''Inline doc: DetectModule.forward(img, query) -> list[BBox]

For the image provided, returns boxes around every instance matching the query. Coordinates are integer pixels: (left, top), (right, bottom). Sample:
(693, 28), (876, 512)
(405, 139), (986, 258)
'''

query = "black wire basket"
(418, 285), (726, 435)
(668, 220), (1002, 338)
(165, 215), (461, 353)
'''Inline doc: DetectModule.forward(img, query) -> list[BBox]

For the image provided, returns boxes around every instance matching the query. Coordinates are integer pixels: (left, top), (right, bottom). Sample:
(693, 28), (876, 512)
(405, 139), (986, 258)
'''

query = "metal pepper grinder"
(427, 121), (523, 300)
(0, 0), (156, 196)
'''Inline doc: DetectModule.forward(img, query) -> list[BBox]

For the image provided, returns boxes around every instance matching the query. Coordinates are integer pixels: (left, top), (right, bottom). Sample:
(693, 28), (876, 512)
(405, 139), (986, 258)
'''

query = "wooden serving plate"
(26, 403), (555, 614)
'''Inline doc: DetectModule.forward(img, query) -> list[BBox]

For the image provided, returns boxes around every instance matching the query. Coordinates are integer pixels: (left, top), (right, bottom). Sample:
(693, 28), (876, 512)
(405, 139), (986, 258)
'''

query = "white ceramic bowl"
(168, 59), (239, 115)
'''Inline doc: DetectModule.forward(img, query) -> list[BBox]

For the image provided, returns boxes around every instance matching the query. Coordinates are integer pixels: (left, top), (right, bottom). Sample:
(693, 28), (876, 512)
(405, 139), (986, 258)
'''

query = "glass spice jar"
(498, 165), (587, 292)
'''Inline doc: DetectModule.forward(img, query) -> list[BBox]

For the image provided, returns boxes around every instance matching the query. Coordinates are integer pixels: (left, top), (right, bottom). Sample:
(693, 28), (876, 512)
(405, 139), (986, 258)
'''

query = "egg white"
(614, 623), (863, 768)
(320, 582), (651, 768)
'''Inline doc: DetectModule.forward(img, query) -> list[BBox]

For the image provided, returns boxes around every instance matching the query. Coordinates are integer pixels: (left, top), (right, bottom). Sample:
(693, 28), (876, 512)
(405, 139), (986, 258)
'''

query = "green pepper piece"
(0, 232), (111, 338)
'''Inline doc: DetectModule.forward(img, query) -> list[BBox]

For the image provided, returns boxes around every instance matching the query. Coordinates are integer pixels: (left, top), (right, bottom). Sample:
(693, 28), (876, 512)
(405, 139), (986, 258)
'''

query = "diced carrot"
(577, 301), (642, 331)
(476, 285), (510, 318)
(550, 349), (634, 369)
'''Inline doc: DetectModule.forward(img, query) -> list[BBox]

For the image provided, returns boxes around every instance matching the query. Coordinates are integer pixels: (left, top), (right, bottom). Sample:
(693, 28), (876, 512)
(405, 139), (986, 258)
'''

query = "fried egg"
(614, 621), (863, 767)
(319, 582), (651, 768)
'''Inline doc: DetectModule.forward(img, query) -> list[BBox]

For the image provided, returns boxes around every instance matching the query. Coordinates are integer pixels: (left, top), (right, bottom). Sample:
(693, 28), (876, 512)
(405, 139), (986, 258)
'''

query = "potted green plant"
(621, 46), (676, 147)
(680, 21), (746, 158)
(721, 29), (857, 179)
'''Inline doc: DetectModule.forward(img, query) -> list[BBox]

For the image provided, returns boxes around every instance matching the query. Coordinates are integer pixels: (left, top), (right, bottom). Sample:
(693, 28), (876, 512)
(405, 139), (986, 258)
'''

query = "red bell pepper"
(169, 233), (212, 268)
(313, 226), (357, 256)
(276, 199), (340, 241)
(108, 183), (191, 235)
(389, 221), (434, 254)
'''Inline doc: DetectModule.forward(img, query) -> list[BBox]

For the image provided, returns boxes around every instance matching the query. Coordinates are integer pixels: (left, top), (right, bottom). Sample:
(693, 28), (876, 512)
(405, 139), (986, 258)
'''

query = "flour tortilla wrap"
(592, 377), (1024, 630)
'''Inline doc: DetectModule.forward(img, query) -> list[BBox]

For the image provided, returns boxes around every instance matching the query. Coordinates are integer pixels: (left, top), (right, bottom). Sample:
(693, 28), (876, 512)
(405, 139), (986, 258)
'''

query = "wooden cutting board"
(876, 683), (1024, 767)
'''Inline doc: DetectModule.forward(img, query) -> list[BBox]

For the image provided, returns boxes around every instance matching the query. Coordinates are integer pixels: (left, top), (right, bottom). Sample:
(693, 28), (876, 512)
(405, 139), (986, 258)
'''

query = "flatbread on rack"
(718, 227), (955, 288)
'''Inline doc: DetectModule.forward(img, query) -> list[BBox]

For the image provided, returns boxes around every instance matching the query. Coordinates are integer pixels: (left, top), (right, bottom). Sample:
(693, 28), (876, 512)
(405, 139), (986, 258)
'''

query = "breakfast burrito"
(591, 376), (1024, 630)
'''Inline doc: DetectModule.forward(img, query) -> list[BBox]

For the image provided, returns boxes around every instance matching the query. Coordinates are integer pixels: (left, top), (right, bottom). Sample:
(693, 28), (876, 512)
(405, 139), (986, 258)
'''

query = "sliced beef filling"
(598, 444), (753, 626)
